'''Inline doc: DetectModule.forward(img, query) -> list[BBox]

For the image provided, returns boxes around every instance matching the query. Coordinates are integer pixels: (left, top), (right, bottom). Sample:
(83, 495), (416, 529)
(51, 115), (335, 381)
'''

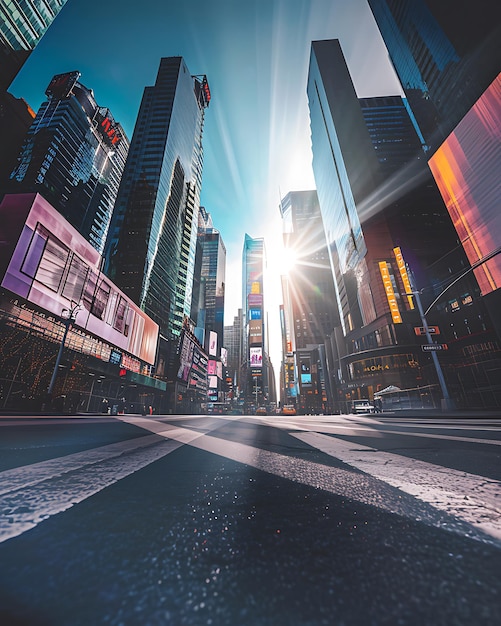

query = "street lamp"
(47, 303), (82, 398)
(406, 274), (455, 412)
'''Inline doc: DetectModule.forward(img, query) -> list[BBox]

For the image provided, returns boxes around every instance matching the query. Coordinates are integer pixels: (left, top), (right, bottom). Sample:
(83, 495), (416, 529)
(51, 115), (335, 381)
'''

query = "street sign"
(421, 344), (448, 351)
(414, 326), (440, 335)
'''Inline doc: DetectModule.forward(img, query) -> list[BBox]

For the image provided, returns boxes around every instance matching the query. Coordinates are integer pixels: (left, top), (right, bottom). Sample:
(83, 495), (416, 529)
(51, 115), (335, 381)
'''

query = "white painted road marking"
(292, 431), (501, 541)
(1, 415), (500, 547)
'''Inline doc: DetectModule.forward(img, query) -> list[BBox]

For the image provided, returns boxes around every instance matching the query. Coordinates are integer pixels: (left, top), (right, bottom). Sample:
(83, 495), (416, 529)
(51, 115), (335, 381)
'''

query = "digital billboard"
(250, 347), (262, 367)
(249, 319), (262, 345)
(300, 358), (312, 385)
(428, 75), (501, 296)
(0, 193), (159, 364)
(208, 330), (218, 356)
(379, 261), (402, 324)
(220, 347), (227, 366)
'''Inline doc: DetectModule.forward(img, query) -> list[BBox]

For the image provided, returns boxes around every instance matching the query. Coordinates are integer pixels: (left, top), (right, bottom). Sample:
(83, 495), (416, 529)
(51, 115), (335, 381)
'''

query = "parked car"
(351, 399), (375, 414)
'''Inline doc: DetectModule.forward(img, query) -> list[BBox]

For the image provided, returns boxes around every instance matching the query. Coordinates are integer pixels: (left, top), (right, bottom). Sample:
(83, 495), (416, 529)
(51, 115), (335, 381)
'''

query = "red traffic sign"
(414, 326), (440, 335)
(422, 344), (448, 351)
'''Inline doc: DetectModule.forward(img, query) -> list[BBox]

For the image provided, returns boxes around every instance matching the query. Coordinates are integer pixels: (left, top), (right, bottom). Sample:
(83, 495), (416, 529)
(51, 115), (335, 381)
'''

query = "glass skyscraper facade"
(0, 0), (68, 89)
(280, 190), (339, 350)
(308, 36), (501, 410)
(104, 57), (210, 394)
(199, 229), (226, 351)
(9, 71), (129, 254)
(367, 0), (501, 153)
(279, 190), (339, 412)
(307, 39), (378, 335)
(241, 234), (267, 405)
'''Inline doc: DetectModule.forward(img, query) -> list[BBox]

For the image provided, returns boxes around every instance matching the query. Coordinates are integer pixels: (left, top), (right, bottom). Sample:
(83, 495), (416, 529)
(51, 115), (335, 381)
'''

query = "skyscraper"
(280, 190), (339, 349)
(307, 38), (499, 410)
(104, 57), (210, 394)
(192, 207), (226, 356)
(367, 0), (501, 153)
(8, 71), (129, 254)
(0, 0), (69, 90)
(224, 309), (243, 399)
(241, 234), (267, 406)
(279, 190), (339, 412)
(307, 39), (381, 337)
(368, 0), (501, 403)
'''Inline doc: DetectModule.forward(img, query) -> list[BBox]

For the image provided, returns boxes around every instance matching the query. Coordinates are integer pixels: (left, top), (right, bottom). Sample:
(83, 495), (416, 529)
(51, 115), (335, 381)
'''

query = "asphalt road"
(0, 412), (500, 625)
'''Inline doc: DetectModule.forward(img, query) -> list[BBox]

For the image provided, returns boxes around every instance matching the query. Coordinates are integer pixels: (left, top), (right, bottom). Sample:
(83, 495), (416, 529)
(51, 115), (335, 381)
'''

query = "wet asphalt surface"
(0, 417), (500, 625)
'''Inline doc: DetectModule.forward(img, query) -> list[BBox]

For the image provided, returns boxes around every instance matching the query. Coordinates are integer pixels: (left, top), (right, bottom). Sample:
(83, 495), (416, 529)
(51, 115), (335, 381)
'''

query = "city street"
(0, 411), (500, 625)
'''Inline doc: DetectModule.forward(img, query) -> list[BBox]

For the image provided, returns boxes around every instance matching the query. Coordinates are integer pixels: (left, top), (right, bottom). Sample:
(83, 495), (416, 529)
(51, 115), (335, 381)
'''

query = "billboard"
(0, 194), (159, 364)
(249, 319), (262, 345)
(250, 347), (262, 367)
(393, 247), (414, 310)
(300, 358), (312, 385)
(208, 375), (218, 389)
(220, 347), (227, 367)
(379, 261), (402, 324)
(208, 330), (218, 356)
(248, 294), (263, 307)
(45, 71), (80, 99)
(428, 76), (501, 296)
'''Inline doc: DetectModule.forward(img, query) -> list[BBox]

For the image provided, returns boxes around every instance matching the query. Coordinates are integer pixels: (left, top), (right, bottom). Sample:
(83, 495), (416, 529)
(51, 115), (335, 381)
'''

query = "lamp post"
(47, 303), (82, 398)
(407, 274), (455, 412)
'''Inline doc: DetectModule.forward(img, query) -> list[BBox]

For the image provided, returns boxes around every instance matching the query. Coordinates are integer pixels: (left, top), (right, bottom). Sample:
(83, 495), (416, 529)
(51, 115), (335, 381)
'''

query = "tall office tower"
(369, 0), (501, 397)
(279, 190), (339, 413)
(8, 71), (129, 254)
(224, 309), (243, 398)
(0, 0), (68, 89)
(307, 38), (498, 410)
(308, 39), (384, 338)
(0, 92), (35, 190)
(280, 190), (339, 348)
(359, 96), (426, 173)
(241, 234), (267, 406)
(367, 0), (501, 153)
(192, 207), (226, 355)
(104, 57), (210, 388)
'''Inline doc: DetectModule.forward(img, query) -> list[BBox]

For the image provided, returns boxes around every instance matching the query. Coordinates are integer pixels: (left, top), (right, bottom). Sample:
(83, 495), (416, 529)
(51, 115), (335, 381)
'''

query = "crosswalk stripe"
(0, 437), (182, 543)
(292, 431), (501, 542)
(118, 416), (499, 546)
(0, 434), (164, 496)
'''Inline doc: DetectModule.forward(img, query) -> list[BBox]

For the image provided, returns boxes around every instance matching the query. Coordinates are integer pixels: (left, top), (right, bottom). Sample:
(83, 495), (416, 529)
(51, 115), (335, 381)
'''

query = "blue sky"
(10, 0), (402, 368)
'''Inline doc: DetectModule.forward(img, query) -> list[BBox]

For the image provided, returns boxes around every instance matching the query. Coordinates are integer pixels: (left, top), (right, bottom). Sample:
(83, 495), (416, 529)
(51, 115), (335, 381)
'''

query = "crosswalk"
(1, 414), (500, 547)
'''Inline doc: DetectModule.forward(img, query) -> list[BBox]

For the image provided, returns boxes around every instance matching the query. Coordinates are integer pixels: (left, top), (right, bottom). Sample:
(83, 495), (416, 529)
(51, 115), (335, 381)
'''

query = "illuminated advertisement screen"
(0, 194), (159, 364)
(250, 347), (262, 367)
(207, 359), (217, 375)
(300, 359), (312, 385)
(208, 375), (218, 389)
(220, 347), (227, 366)
(249, 308), (261, 320)
(209, 331), (218, 356)
(249, 319), (262, 345)
(248, 294), (263, 306)
(428, 75), (501, 295)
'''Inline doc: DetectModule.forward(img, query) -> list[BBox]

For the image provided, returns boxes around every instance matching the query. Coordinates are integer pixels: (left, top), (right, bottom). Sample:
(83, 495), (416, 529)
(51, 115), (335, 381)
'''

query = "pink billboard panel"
(208, 330), (218, 356)
(428, 75), (501, 295)
(250, 347), (262, 367)
(0, 193), (159, 364)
